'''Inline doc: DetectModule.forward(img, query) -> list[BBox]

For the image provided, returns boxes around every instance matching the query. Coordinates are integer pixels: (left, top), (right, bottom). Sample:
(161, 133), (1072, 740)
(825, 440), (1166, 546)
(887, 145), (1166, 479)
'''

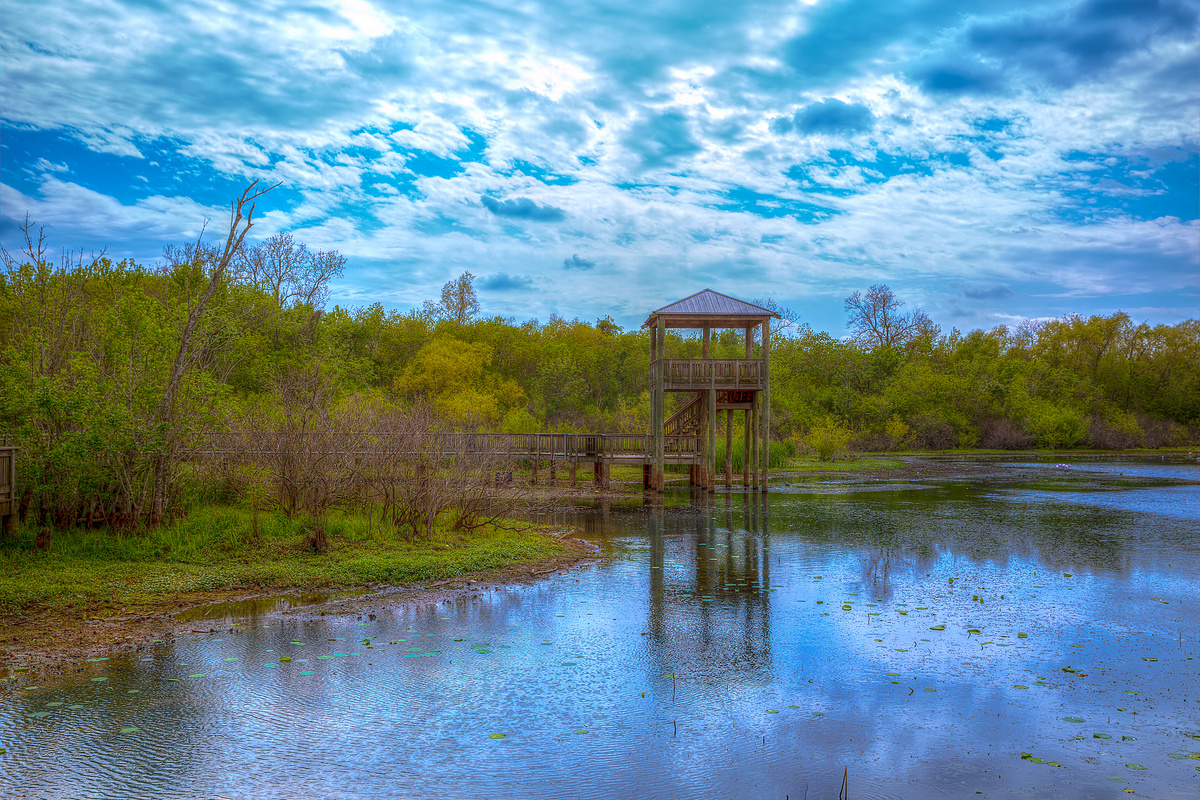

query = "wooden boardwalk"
(191, 432), (705, 489)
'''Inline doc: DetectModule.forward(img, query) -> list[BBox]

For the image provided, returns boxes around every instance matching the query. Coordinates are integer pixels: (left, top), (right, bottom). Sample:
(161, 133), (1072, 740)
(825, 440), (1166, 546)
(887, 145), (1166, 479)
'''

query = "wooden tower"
(643, 290), (779, 493)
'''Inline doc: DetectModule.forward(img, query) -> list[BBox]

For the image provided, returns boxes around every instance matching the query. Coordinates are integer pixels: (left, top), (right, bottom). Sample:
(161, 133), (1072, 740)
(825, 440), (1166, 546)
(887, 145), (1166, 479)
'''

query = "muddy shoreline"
(0, 535), (598, 676)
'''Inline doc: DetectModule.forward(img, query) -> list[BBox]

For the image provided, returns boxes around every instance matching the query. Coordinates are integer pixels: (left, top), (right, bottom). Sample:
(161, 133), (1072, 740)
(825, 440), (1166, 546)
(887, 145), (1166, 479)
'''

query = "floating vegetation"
(119, 727), (139, 733)
(572, 729), (588, 735)
(1063, 717), (1085, 723)
(488, 733), (506, 739)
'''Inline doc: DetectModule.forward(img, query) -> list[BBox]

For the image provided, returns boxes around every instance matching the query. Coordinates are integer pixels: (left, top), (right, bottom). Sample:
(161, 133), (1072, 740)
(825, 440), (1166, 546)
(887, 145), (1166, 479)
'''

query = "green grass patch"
(0, 505), (568, 612)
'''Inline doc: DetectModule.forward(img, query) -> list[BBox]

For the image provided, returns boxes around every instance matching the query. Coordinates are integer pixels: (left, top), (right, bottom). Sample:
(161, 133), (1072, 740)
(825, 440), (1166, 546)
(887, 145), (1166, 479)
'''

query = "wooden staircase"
(664, 394), (705, 436)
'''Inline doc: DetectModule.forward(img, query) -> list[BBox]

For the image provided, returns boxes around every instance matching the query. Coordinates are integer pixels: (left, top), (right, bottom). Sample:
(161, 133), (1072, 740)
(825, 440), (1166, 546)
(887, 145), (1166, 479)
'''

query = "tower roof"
(643, 289), (780, 328)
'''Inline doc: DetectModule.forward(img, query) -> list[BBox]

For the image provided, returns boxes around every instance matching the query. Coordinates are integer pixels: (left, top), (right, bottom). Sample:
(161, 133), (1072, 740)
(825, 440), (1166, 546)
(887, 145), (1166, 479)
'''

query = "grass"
(0, 504), (569, 612)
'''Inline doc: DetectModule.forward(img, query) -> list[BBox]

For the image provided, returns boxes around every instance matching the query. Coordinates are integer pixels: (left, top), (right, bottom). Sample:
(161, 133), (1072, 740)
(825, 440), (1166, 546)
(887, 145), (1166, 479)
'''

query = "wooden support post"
(643, 463), (650, 490)
(761, 317), (771, 493)
(724, 409), (733, 487)
(750, 393), (759, 489)
(549, 459), (556, 486)
(703, 326), (714, 491)
(601, 461), (611, 490)
(570, 461), (578, 487)
(744, 324), (753, 489)
(594, 461), (602, 484)
(742, 408), (751, 487)
(653, 323), (666, 491)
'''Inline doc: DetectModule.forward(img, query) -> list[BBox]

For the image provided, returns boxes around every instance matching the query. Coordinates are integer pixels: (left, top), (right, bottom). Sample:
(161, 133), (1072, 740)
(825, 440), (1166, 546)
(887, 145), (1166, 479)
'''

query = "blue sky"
(1, 0), (1197, 335)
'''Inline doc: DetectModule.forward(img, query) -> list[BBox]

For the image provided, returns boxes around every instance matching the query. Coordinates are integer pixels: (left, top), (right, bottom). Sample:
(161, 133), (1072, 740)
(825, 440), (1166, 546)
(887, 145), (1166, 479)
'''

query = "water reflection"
(3, 460), (1198, 799)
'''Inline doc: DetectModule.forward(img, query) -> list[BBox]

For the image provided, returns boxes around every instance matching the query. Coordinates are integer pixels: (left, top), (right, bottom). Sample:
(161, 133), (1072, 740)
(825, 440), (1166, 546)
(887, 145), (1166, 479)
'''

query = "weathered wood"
(659, 359), (762, 391)
(654, 323), (665, 491)
(724, 409), (732, 487)
(700, 383), (710, 491)
(751, 393), (759, 489)
(761, 317), (771, 493)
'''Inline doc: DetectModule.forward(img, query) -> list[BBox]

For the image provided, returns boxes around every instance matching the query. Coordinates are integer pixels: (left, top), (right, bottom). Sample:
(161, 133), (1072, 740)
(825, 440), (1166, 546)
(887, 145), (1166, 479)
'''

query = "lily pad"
(279, 657), (291, 663)
(1017, 632), (1029, 638)
(187, 673), (205, 678)
(1122, 736), (1137, 741)
(29, 711), (51, 719)
(90, 677), (107, 682)
(119, 726), (139, 733)
(488, 733), (506, 739)
(1063, 716), (1085, 723)
(572, 729), (588, 734)
(765, 709), (779, 713)
(45, 701), (63, 707)
(1094, 733), (1111, 739)
(299, 670), (314, 675)
(929, 625), (945, 631)
(1125, 764), (1145, 770)
(1013, 685), (1029, 689)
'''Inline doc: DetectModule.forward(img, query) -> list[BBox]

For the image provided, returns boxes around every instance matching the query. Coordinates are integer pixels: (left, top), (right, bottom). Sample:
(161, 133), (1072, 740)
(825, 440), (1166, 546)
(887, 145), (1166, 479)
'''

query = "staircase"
(664, 394), (705, 436)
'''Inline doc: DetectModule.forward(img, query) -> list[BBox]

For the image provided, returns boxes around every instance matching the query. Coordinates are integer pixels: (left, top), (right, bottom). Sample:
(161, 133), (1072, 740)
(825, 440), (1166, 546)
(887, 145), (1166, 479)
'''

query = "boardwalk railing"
(664, 394), (705, 436)
(188, 432), (704, 463)
(656, 358), (762, 391)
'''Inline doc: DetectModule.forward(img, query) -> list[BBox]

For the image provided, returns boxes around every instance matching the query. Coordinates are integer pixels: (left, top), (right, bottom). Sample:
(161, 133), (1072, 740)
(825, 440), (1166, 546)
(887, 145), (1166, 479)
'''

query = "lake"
(3, 457), (1199, 798)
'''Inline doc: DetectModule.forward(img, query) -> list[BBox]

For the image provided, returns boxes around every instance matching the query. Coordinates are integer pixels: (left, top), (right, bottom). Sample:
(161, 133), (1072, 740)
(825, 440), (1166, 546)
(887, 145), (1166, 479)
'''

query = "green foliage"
(805, 418), (854, 461)
(2, 231), (1197, 553)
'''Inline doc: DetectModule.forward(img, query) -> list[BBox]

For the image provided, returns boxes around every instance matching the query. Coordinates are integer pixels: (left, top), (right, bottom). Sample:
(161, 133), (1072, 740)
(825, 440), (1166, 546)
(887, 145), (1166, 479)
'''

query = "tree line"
(2, 211), (1196, 535)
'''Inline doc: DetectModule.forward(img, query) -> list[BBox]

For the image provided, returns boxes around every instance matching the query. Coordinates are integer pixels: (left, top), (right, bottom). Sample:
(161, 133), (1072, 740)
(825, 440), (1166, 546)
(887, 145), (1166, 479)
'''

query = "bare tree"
(238, 231), (346, 309)
(425, 271), (479, 325)
(751, 297), (800, 335)
(147, 181), (278, 526)
(843, 284), (937, 348)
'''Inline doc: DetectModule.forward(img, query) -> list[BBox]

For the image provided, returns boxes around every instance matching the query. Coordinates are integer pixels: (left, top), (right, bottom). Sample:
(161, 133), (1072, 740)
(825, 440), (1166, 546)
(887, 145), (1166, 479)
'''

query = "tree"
(238, 231), (345, 309)
(426, 271), (479, 325)
(147, 180), (278, 525)
(843, 284), (935, 348)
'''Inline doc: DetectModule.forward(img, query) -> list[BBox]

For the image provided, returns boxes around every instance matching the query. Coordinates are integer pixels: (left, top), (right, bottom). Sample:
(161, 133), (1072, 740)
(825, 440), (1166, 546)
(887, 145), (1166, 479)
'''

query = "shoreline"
(4, 451), (1193, 677)
(0, 533), (598, 676)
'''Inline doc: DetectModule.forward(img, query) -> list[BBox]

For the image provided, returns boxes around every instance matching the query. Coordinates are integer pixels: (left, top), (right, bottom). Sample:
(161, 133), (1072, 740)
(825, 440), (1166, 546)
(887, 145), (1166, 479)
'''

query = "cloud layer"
(1, 0), (1196, 333)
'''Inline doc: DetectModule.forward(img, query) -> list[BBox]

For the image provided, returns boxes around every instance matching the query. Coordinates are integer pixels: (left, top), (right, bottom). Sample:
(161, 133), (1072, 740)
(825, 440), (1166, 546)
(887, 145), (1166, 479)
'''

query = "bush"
(978, 417), (1034, 450)
(1026, 403), (1087, 449)
(909, 413), (956, 450)
(806, 418), (853, 461)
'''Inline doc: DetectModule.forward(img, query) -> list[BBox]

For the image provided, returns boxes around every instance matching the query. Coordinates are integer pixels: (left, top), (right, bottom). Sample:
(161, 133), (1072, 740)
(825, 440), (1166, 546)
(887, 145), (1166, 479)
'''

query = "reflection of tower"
(645, 492), (775, 684)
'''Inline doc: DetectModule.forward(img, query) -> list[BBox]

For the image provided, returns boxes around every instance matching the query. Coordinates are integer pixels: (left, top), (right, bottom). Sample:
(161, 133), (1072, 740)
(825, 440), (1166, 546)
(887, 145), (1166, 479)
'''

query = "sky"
(1, 0), (1197, 336)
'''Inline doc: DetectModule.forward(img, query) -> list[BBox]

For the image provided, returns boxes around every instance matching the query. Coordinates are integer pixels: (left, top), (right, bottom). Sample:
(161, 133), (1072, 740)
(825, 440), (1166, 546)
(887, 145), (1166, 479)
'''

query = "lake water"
(3, 457), (1199, 799)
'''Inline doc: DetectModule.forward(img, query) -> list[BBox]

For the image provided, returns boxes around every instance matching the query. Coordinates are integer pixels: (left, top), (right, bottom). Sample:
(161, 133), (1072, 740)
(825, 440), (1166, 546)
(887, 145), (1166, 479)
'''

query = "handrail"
(664, 395), (705, 436)
(653, 358), (762, 389)
(187, 431), (705, 462)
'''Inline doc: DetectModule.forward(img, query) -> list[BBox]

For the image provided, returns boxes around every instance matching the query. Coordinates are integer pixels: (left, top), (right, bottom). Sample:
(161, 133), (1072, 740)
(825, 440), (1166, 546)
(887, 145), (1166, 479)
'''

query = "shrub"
(978, 417), (1034, 450)
(806, 418), (853, 461)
